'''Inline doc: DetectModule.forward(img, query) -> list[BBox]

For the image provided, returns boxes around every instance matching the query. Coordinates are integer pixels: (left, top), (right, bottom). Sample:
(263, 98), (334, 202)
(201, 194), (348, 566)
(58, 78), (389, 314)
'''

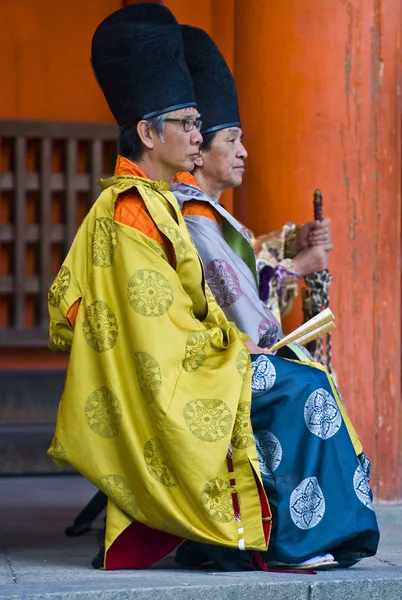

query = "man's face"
(153, 107), (202, 177)
(197, 127), (248, 191)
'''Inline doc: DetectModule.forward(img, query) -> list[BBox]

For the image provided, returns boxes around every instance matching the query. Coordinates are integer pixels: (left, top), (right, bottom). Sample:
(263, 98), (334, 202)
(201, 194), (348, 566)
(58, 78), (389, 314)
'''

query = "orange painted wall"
(0, 0), (119, 122)
(234, 0), (402, 499)
(165, 0), (211, 33)
(164, 0), (234, 70)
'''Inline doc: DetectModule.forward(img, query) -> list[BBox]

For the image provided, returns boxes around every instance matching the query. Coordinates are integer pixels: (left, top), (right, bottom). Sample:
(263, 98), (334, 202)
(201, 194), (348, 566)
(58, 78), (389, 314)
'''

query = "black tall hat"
(91, 3), (196, 131)
(181, 26), (240, 135)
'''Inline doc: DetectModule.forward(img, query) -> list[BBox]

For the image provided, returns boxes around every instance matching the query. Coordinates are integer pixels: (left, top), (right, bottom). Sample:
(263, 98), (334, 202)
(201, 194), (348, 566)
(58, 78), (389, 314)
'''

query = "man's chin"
(180, 158), (197, 173)
(183, 157), (196, 172)
(231, 174), (244, 188)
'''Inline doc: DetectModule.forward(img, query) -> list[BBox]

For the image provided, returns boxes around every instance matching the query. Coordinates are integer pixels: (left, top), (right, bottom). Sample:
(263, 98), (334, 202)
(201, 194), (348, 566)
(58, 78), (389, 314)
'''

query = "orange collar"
(114, 155), (148, 178)
(173, 171), (202, 189)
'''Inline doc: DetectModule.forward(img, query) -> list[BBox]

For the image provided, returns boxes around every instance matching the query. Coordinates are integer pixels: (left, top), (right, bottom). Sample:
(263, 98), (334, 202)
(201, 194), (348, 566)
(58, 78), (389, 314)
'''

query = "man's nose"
(238, 143), (248, 159)
(191, 128), (203, 145)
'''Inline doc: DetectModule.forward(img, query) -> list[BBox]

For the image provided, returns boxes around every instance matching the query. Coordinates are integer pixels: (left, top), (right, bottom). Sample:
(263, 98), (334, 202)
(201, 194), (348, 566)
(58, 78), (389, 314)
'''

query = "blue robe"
(172, 181), (379, 569)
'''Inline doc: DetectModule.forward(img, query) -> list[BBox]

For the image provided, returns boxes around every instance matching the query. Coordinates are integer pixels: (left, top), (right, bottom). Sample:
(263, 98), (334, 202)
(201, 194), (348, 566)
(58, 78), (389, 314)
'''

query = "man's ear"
(137, 120), (154, 149)
(194, 152), (204, 168)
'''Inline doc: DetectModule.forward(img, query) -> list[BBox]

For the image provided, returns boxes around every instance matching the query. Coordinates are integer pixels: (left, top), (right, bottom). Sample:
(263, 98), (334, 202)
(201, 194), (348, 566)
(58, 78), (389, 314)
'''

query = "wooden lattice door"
(0, 119), (117, 473)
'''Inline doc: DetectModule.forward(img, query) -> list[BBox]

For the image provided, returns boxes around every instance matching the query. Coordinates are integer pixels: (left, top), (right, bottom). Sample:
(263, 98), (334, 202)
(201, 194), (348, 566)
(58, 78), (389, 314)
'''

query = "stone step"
(0, 476), (401, 600)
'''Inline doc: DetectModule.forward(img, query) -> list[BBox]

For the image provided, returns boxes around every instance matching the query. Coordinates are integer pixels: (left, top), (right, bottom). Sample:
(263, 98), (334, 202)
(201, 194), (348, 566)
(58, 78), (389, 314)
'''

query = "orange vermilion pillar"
(234, 0), (402, 500)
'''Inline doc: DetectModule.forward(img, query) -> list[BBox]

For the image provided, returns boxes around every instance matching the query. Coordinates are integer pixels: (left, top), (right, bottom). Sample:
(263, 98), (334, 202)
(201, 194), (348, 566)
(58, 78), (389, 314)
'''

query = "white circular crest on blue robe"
(251, 355), (276, 396)
(353, 464), (374, 511)
(358, 452), (371, 481)
(290, 477), (326, 530)
(304, 388), (342, 439)
(254, 431), (282, 475)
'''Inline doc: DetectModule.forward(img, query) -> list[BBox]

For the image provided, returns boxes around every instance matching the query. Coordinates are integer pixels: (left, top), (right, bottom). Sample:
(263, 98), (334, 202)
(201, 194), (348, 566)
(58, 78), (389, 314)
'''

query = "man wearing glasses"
(47, 3), (271, 571)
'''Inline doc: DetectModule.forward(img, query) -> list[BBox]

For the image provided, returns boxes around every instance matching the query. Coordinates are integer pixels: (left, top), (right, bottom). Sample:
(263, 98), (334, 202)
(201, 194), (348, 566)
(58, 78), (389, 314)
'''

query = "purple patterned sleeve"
(259, 265), (275, 302)
(258, 263), (301, 302)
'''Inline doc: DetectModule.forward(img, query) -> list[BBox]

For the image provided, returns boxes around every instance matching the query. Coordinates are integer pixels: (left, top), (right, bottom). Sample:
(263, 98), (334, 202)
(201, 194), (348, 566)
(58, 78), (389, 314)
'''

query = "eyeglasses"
(164, 117), (202, 132)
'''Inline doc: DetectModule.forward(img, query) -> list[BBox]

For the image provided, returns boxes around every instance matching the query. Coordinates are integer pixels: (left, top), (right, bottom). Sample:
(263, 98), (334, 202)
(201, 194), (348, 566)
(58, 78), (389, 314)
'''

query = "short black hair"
(118, 124), (144, 162)
(199, 130), (218, 152)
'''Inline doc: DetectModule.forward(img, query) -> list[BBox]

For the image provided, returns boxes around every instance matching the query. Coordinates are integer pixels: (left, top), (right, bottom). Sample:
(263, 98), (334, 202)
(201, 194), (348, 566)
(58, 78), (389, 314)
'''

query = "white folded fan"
(270, 307), (335, 352)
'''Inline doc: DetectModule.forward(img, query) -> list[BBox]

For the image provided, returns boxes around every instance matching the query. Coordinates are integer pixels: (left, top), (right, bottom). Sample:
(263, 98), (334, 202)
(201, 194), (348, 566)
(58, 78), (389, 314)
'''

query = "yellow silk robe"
(48, 175), (270, 568)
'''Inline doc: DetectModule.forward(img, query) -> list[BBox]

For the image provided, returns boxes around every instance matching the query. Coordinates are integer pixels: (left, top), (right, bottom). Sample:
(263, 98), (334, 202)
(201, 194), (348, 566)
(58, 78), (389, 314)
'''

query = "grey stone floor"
(0, 476), (401, 600)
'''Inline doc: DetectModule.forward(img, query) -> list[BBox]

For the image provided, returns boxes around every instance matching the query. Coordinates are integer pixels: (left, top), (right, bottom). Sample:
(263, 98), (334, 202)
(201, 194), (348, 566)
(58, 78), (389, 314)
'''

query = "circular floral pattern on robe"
(143, 437), (178, 487)
(97, 474), (138, 517)
(159, 225), (187, 263)
(134, 352), (162, 404)
(258, 316), (279, 347)
(353, 464), (374, 511)
(231, 402), (254, 449)
(183, 399), (233, 442)
(48, 435), (66, 467)
(246, 537), (267, 551)
(127, 269), (174, 317)
(304, 388), (342, 439)
(183, 331), (210, 372)
(358, 452), (372, 482)
(144, 238), (168, 262)
(254, 430), (283, 476)
(92, 217), (118, 267)
(251, 355), (276, 396)
(205, 259), (243, 308)
(200, 477), (234, 523)
(160, 517), (197, 540)
(48, 265), (71, 307)
(290, 477), (326, 530)
(49, 332), (71, 353)
(84, 386), (122, 438)
(236, 349), (250, 377)
(82, 300), (118, 352)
